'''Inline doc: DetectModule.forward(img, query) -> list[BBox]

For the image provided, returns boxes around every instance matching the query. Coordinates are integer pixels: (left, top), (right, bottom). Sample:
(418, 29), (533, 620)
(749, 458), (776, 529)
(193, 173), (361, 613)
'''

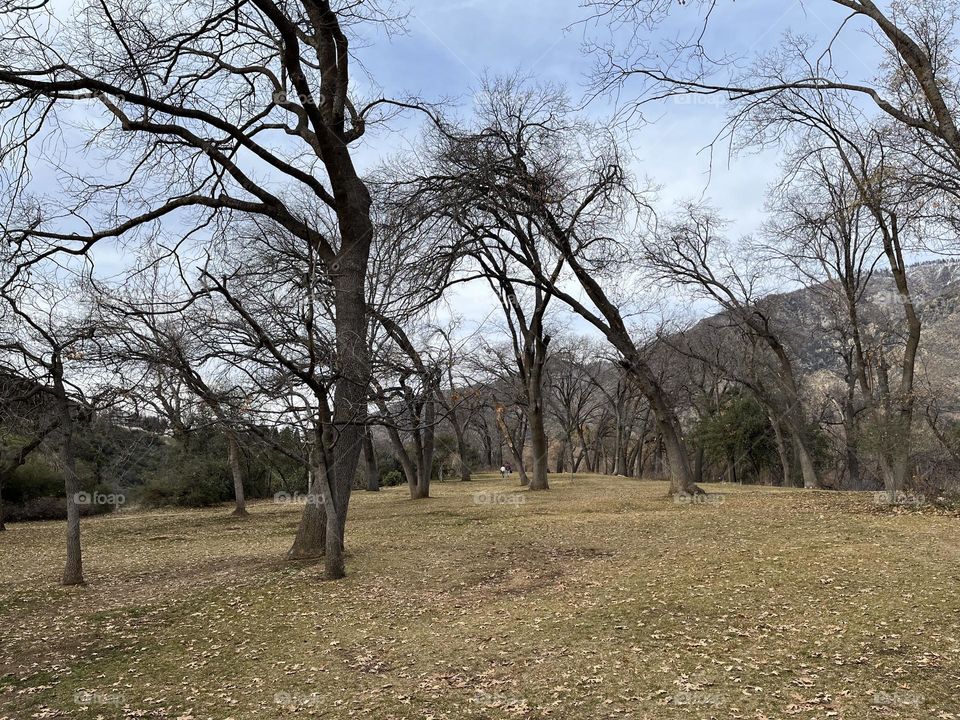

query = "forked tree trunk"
(227, 432), (248, 516)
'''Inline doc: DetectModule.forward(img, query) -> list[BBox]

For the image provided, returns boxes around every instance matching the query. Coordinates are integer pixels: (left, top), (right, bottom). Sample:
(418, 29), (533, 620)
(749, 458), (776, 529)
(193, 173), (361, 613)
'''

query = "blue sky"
(342, 0), (882, 331)
(27, 1), (886, 334)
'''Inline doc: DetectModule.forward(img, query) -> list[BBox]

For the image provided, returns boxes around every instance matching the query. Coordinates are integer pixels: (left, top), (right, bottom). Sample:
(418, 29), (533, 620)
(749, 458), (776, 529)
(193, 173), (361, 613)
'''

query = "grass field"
(1, 474), (958, 719)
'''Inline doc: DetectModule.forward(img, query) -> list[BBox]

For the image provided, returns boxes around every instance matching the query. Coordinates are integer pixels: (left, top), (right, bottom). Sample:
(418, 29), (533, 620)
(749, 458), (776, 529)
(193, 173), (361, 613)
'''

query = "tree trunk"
(454, 424), (472, 482)
(288, 449), (327, 560)
(842, 401), (860, 489)
(362, 426), (379, 492)
(50, 362), (84, 587)
(322, 254), (369, 579)
(555, 437), (567, 473)
(227, 432), (248, 516)
(793, 433), (818, 489)
(692, 445), (705, 485)
(288, 497), (327, 559)
(770, 418), (791, 488)
(0, 476), (6, 531)
(415, 394), (436, 499)
(527, 393), (550, 491)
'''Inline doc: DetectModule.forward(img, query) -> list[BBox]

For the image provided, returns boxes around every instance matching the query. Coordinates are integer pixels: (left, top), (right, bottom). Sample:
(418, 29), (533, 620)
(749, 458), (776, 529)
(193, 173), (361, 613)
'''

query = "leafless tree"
(398, 77), (701, 495)
(0, 0), (409, 580)
(0, 264), (96, 585)
(644, 205), (823, 488)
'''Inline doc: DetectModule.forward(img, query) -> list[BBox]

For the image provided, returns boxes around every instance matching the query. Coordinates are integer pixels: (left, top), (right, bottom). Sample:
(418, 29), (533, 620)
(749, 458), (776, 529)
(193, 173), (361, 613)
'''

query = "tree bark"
(770, 418), (791, 488)
(288, 447), (327, 560)
(362, 426), (379, 492)
(53, 364), (83, 586)
(453, 423), (472, 481)
(227, 432), (248, 516)
(526, 370), (550, 491)
(792, 433), (818, 489)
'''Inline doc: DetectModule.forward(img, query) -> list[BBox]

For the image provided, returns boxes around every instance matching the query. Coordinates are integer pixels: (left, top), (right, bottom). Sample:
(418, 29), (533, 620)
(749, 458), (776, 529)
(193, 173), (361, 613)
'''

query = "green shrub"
(381, 469), (405, 487)
(139, 456), (232, 507)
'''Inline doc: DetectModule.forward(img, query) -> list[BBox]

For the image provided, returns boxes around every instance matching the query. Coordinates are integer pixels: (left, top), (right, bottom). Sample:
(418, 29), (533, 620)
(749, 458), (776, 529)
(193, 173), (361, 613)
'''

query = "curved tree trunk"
(288, 449), (327, 560)
(792, 433), (818, 489)
(770, 417), (791, 487)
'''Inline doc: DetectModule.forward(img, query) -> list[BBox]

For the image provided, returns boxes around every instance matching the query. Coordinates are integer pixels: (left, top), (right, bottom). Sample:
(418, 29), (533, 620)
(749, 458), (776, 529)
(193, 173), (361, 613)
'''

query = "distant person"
(505, 463), (513, 475)
(500, 465), (506, 479)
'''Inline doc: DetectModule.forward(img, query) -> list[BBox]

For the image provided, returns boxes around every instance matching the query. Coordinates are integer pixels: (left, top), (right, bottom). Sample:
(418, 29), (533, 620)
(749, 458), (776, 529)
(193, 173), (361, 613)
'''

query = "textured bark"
(321, 223), (371, 579)
(453, 424), (472, 482)
(770, 419), (791, 487)
(53, 364), (83, 587)
(227, 432), (248, 516)
(362, 426), (379, 492)
(288, 446), (327, 560)
(288, 497), (327, 559)
(526, 369), (550, 491)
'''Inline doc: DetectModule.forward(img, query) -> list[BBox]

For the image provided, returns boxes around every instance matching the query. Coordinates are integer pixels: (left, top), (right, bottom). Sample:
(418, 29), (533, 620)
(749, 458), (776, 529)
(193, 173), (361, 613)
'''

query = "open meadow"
(2, 475), (958, 720)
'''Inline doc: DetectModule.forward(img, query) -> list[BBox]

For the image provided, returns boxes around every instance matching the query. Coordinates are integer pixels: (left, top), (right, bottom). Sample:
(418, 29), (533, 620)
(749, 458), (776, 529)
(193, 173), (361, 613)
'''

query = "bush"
(138, 456), (232, 507)
(4, 490), (117, 522)
(380, 469), (405, 487)
(4, 458), (63, 503)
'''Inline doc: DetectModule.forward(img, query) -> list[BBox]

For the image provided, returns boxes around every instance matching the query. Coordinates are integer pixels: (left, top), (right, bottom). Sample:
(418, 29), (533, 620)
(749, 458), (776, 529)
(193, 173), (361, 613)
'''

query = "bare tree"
(399, 77), (700, 495)
(0, 0), (409, 580)
(644, 206), (822, 488)
(0, 265), (96, 585)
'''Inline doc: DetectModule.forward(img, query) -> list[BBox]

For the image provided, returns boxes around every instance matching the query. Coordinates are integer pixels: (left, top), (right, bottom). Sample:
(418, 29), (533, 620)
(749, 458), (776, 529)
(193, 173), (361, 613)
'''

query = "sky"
(337, 0), (883, 333)
(18, 0), (887, 338)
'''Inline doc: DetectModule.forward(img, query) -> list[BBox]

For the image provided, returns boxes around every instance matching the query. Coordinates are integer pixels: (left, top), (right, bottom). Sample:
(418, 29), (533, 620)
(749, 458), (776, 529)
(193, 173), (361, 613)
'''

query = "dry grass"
(1, 475), (958, 719)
